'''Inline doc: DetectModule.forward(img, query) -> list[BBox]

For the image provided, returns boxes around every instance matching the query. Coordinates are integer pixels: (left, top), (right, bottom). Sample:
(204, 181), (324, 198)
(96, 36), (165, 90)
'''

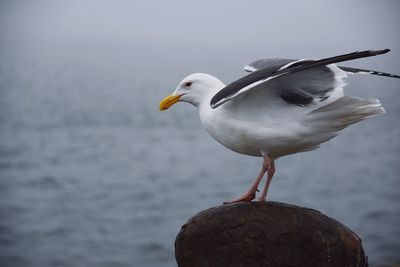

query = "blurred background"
(0, 1), (399, 266)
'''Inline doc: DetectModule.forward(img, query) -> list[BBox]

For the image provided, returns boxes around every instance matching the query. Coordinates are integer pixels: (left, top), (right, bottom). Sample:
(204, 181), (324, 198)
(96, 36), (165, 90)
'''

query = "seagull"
(159, 49), (400, 204)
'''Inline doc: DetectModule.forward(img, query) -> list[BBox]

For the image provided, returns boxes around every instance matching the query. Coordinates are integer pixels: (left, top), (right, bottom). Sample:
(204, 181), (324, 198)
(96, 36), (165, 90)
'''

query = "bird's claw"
(223, 192), (256, 204)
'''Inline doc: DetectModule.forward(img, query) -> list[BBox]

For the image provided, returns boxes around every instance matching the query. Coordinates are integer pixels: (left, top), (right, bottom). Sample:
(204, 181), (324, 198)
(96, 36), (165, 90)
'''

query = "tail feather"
(306, 96), (385, 133)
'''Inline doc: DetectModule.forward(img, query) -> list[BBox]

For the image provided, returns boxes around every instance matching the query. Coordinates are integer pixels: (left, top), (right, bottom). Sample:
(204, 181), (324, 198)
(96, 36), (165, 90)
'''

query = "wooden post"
(175, 201), (367, 267)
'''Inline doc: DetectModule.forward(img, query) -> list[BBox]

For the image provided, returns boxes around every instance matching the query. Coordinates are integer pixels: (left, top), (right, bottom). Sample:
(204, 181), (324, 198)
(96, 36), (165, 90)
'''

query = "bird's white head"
(159, 73), (224, 110)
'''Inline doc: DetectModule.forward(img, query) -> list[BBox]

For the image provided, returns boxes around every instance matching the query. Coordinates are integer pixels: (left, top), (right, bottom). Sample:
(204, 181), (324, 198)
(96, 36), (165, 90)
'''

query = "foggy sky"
(1, 0), (399, 78)
(0, 1), (399, 101)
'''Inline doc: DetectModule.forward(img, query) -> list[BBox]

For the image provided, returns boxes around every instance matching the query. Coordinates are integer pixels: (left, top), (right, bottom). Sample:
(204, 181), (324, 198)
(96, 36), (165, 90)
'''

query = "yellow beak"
(159, 94), (182, 111)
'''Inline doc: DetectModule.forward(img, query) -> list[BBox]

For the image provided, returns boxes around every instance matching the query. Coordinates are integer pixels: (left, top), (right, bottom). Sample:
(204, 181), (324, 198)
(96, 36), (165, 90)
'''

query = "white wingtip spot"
(278, 58), (314, 71)
(244, 65), (257, 72)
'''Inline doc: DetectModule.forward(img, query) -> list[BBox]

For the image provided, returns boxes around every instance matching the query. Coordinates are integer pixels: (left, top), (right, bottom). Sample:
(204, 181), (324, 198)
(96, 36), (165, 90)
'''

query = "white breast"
(198, 102), (264, 157)
(198, 95), (323, 159)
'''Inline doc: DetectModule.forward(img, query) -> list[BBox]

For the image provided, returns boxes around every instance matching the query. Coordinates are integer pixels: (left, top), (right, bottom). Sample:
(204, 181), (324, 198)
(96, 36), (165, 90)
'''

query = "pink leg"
(223, 154), (271, 204)
(258, 161), (275, 202)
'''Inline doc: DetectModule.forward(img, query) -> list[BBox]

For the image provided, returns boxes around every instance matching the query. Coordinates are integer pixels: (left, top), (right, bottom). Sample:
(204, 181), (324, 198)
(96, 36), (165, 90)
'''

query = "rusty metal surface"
(175, 202), (367, 267)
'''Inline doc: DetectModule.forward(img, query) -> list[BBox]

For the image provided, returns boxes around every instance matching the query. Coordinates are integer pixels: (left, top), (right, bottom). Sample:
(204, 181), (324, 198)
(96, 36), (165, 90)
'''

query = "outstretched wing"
(210, 49), (394, 109)
(245, 58), (400, 79)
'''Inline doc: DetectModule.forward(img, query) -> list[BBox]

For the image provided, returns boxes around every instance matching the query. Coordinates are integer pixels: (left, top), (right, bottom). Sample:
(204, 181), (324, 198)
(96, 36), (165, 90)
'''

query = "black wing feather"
(339, 66), (400, 79)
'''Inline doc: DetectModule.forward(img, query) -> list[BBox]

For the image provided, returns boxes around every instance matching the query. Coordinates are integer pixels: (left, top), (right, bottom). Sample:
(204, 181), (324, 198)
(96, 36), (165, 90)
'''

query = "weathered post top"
(175, 201), (367, 267)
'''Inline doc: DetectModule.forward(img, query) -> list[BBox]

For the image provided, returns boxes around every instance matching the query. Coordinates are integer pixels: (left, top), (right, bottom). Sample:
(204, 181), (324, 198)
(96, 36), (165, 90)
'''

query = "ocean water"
(0, 46), (399, 267)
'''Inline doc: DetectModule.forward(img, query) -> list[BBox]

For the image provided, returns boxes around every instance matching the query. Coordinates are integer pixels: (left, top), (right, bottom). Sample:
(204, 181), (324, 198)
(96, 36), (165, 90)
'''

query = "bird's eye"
(184, 81), (192, 87)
